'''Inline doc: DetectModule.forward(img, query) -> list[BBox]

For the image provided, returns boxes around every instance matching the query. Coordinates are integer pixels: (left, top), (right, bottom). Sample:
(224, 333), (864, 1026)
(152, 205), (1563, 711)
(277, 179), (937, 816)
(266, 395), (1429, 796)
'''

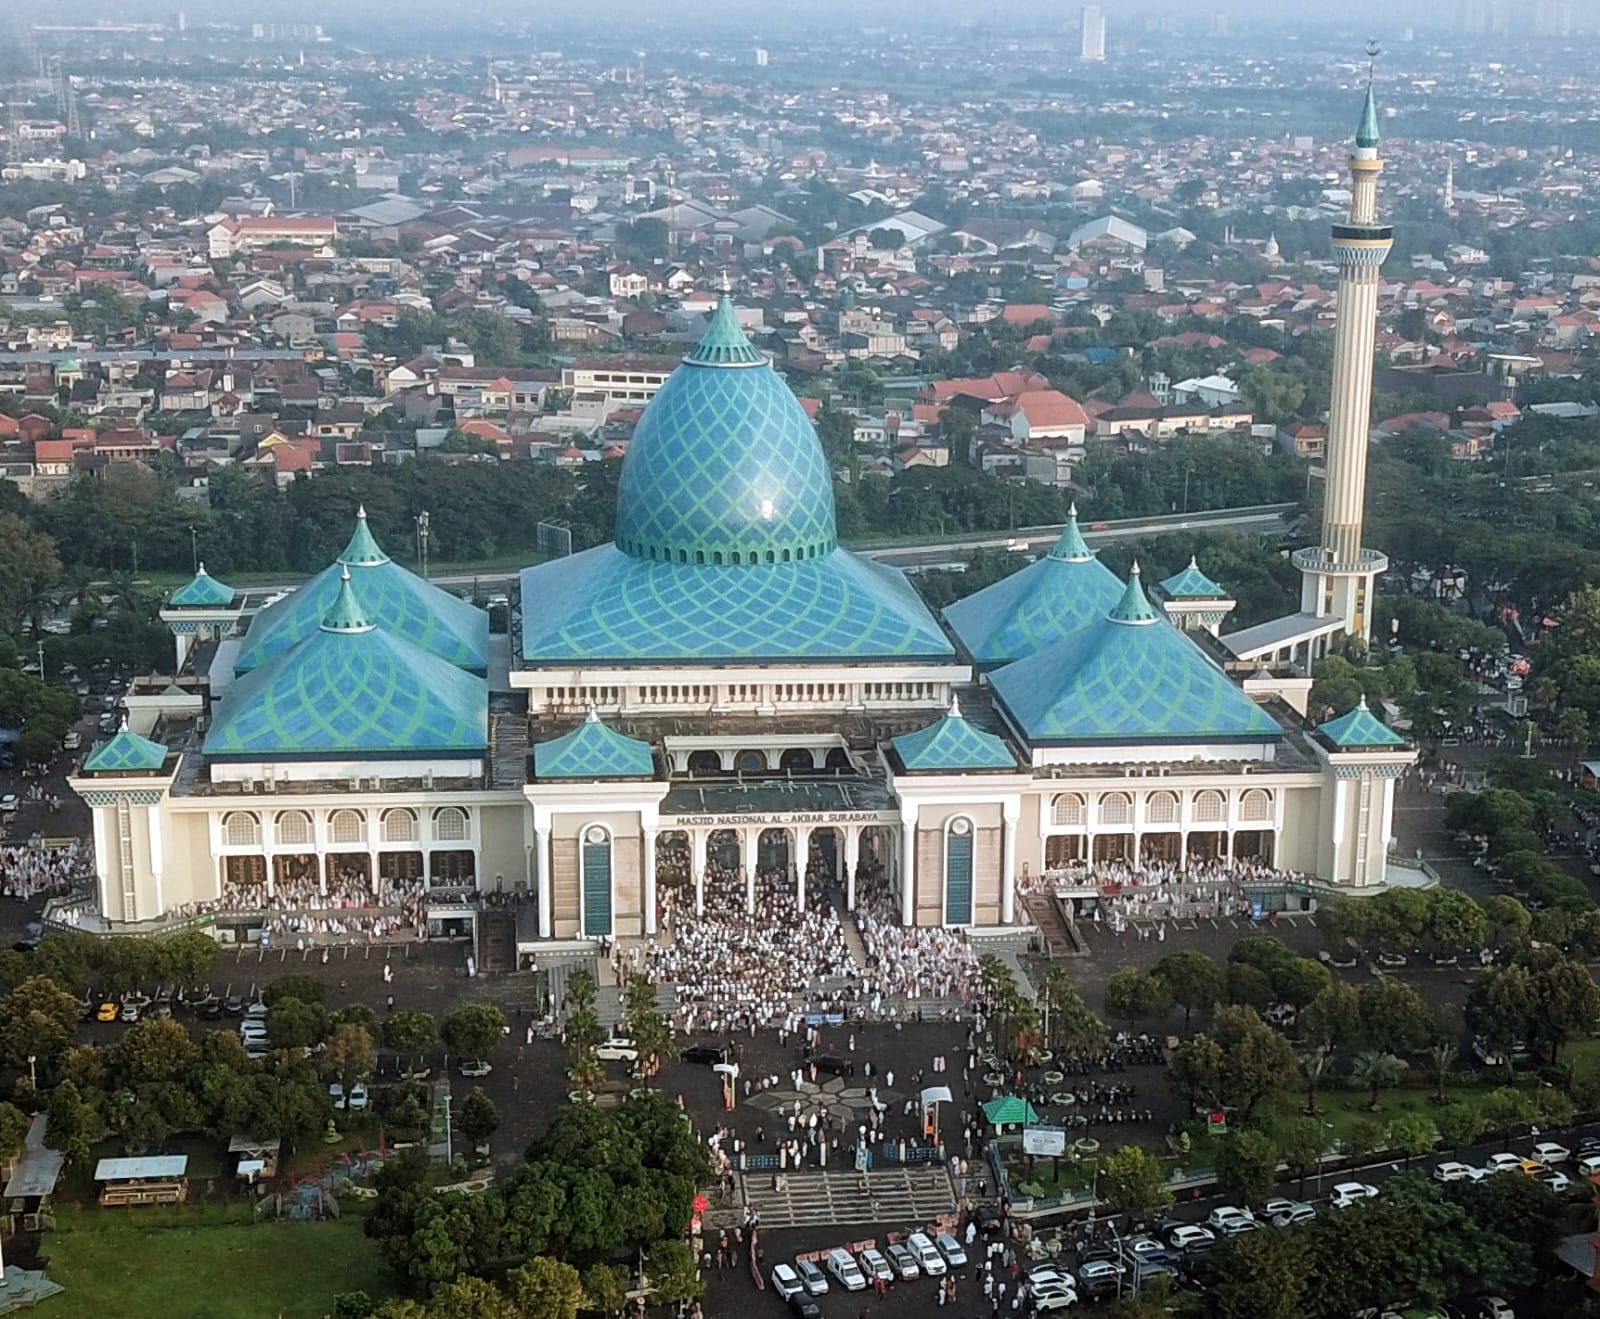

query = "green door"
(946, 828), (973, 926)
(582, 839), (612, 937)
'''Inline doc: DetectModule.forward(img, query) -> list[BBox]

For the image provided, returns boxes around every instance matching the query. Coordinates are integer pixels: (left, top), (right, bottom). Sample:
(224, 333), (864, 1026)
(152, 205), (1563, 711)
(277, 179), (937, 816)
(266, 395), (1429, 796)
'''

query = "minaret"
(1442, 157), (1454, 211)
(1294, 65), (1393, 651)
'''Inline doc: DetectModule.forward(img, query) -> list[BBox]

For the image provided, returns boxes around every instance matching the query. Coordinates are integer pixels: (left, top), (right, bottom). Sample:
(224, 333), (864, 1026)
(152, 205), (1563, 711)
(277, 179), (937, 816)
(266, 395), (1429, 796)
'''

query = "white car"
(1168, 1224), (1216, 1252)
(1577, 1155), (1600, 1178)
(1432, 1161), (1485, 1183)
(347, 1083), (369, 1111)
(770, 1263), (804, 1300)
(594, 1037), (639, 1062)
(907, 1232), (946, 1276)
(1329, 1182), (1378, 1208)
(1033, 1287), (1078, 1312)
(328, 1083), (346, 1110)
(1531, 1141), (1570, 1165)
(1026, 1268), (1076, 1294)
(1207, 1205), (1257, 1234)
(935, 1233), (968, 1268)
(1484, 1153), (1527, 1175)
(1533, 1167), (1572, 1193)
(1269, 1201), (1316, 1227)
(458, 1059), (493, 1078)
(826, 1247), (866, 1291)
(1476, 1298), (1513, 1319)
(856, 1248), (893, 1286)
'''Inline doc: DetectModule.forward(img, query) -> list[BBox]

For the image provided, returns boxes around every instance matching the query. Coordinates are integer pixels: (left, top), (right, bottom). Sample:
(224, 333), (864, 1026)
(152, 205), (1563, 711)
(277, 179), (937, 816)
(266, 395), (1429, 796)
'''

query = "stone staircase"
(477, 910), (517, 975)
(1023, 893), (1075, 958)
(739, 1165), (957, 1229)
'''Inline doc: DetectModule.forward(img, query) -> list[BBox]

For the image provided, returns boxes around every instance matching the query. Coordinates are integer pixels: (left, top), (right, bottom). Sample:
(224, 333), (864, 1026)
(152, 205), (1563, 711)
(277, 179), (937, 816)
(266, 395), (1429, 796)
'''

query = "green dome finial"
(321, 566), (375, 634)
(1108, 561), (1160, 625)
(684, 295), (766, 367)
(339, 506), (390, 567)
(1355, 82), (1380, 150)
(1046, 503), (1094, 563)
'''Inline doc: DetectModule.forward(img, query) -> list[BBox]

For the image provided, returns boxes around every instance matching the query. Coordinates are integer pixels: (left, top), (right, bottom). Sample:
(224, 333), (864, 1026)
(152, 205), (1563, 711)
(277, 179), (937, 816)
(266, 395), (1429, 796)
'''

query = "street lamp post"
(189, 525), (198, 573)
(36, 641), (45, 686)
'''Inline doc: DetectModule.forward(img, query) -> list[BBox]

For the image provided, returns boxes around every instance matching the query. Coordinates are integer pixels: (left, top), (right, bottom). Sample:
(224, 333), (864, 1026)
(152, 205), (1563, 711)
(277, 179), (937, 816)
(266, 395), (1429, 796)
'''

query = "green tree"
(580, 1263), (628, 1317)
(1039, 966), (1110, 1057)
(1152, 951), (1223, 1029)
(263, 972), (327, 1006)
(1098, 1144), (1175, 1221)
(45, 1079), (104, 1166)
(428, 1275), (519, 1319)
(1276, 1116), (1326, 1196)
(0, 975), (81, 1067)
(159, 930), (221, 987)
(113, 1017), (199, 1084)
(1482, 895), (1532, 948)
(1357, 979), (1431, 1055)
(1104, 967), (1172, 1027)
(1215, 1128), (1280, 1205)
(1350, 1050), (1407, 1111)
(1423, 890), (1488, 951)
(458, 1088), (499, 1148)
(1436, 1104), (1485, 1152)
(1426, 1040), (1458, 1105)
(1299, 1047), (1333, 1115)
(506, 1257), (583, 1319)
(644, 1239), (704, 1306)
(1480, 1087), (1537, 1145)
(1198, 1227), (1310, 1319)
(266, 996), (328, 1052)
(440, 1005), (507, 1063)
(323, 1021), (379, 1094)
(0, 512), (61, 632)
(621, 971), (676, 1080)
(1297, 982), (1362, 1054)
(0, 1102), (29, 1166)
(1386, 1113), (1437, 1168)
(383, 1010), (438, 1067)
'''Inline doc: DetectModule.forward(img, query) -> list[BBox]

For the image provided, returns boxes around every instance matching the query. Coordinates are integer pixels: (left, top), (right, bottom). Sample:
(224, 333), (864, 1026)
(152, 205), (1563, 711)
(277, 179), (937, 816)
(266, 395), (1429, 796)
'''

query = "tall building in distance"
(1080, 5), (1106, 60)
(1293, 77), (1393, 649)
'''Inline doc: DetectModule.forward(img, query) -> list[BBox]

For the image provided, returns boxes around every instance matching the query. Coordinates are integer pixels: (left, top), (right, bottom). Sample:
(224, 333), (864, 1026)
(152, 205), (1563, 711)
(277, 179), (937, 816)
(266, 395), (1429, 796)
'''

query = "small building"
(94, 1155), (189, 1206)
(4, 1114), (65, 1231)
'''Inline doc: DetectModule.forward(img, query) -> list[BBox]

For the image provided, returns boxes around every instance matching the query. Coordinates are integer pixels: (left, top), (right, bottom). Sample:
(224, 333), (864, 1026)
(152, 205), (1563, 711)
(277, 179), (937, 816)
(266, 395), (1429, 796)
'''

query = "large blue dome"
(613, 297), (838, 566)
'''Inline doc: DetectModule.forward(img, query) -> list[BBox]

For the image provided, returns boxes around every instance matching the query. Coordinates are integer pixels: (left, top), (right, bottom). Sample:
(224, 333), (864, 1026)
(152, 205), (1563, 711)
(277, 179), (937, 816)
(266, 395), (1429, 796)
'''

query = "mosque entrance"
(1186, 830), (1227, 865)
(1045, 835), (1087, 870)
(654, 830), (692, 895)
(380, 851), (424, 888)
(323, 853), (371, 898)
(1140, 833), (1182, 866)
(272, 853), (317, 900)
(1092, 834), (1134, 864)
(428, 851), (475, 890)
(224, 855), (267, 901)
(756, 827), (791, 876)
(1233, 830), (1276, 865)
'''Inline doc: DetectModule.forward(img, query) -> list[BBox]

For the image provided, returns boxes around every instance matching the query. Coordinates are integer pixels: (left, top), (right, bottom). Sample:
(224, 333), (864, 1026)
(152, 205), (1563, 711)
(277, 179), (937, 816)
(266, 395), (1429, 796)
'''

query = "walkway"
(1023, 893), (1073, 957)
(739, 1165), (956, 1229)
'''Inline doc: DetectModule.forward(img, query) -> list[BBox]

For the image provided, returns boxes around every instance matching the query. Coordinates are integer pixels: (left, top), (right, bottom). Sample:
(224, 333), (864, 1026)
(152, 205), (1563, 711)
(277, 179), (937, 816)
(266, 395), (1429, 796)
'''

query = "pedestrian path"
(837, 903), (870, 972)
(738, 1165), (956, 1228)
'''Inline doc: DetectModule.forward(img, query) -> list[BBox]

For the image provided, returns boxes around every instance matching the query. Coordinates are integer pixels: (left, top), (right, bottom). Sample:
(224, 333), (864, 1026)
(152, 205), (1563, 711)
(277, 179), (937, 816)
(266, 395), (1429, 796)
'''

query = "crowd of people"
(0, 839), (90, 901)
(1019, 855), (1311, 928)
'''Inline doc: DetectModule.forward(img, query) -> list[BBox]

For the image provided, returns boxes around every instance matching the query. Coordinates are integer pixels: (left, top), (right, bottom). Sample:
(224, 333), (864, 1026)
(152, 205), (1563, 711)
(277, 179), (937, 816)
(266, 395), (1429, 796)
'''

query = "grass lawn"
(40, 1201), (394, 1319)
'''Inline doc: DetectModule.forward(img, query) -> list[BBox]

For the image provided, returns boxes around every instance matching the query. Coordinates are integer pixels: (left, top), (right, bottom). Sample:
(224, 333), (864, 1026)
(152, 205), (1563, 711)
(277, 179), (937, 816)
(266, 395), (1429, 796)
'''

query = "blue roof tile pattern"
(83, 726), (169, 773)
(942, 508), (1123, 668)
(533, 711), (656, 780)
(989, 568), (1281, 746)
(893, 699), (1017, 772)
(612, 295), (838, 566)
(206, 570), (487, 760)
(168, 563), (235, 608)
(1318, 695), (1405, 749)
(1159, 556), (1228, 600)
(234, 512), (489, 675)
(519, 543), (953, 665)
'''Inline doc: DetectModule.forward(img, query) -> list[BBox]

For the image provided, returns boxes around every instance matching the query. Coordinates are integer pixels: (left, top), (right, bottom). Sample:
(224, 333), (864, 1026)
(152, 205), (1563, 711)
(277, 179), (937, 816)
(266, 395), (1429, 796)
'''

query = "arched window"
(1241, 789), (1273, 822)
(1193, 790), (1225, 823)
(382, 808), (418, 844)
(1051, 793), (1085, 827)
(223, 811), (259, 848)
(434, 807), (469, 842)
(734, 749), (766, 774)
(1098, 792), (1131, 827)
(1145, 790), (1179, 826)
(686, 750), (722, 777)
(824, 747), (853, 772)
(329, 809), (365, 846)
(945, 816), (974, 926)
(779, 748), (815, 772)
(275, 810), (311, 847)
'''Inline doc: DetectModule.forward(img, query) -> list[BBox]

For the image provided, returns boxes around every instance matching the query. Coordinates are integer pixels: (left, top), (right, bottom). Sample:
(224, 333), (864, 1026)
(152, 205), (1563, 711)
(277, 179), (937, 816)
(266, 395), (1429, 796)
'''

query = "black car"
(198, 995), (223, 1020)
(787, 1295), (822, 1319)
(811, 1053), (854, 1078)
(680, 1042), (732, 1066)
(973, 1203), (1005, 1235)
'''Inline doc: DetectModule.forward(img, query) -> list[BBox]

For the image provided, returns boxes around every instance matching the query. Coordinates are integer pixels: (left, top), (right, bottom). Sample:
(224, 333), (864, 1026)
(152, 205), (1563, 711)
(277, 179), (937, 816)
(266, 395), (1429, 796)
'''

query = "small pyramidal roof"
(1108, 562), (1161, 625)
(893, 694), (1017, 773)
(533, 709), (656, 780)
(321, 567), (374, 633)
(1160, 556), (1228, 600)
(1355, 83), (1380, 149)
(683, 295), (766, 367)
(339, 505), (390, 567)
(83, 720), (168, 774)
(1046, 504), (1094, 563)
(169, 563), (235, 608)
(1319, 694), (1405, 749)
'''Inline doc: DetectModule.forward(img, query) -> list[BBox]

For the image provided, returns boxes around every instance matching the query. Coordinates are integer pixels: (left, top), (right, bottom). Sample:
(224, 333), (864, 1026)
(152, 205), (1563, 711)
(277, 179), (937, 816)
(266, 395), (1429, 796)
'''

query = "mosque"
(68, 90), (1415, 948)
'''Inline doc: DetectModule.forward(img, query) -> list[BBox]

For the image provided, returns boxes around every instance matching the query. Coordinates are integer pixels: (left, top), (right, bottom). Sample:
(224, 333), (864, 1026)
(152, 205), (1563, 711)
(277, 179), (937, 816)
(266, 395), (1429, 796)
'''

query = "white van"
(907, 1232), (946, 1276)
(826, 1247), (867, 1291)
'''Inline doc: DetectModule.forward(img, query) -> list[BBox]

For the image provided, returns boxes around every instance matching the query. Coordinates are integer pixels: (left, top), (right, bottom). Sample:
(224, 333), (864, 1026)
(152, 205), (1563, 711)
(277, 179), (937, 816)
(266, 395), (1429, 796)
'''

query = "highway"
(226, 503), (1298, 595)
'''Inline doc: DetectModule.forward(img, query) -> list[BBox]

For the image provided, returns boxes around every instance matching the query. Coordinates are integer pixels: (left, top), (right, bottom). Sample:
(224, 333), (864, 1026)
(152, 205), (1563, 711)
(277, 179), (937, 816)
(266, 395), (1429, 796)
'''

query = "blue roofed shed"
(82, 725), (170, 774)
(1317, 695), (1405, 749)
(892, 698), (1017, 773)
(168, 563), (235, 608)
(533, 710), (656, 780)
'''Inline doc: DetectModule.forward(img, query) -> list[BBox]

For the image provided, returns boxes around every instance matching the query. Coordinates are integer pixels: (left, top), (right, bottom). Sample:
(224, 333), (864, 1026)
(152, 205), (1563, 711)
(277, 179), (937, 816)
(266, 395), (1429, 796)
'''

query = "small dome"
(613, 296), (837, 566)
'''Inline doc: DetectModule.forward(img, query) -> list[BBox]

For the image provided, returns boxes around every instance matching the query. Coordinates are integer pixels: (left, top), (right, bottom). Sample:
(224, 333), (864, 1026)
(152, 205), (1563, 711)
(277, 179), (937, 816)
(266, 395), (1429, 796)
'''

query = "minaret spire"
(1291, 56), (1394, 651)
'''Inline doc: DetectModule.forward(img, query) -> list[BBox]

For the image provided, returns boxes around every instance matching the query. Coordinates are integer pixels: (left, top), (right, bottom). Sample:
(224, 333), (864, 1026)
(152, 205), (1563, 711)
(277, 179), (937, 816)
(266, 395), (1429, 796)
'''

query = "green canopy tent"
(982, 1096), (1041, 1128)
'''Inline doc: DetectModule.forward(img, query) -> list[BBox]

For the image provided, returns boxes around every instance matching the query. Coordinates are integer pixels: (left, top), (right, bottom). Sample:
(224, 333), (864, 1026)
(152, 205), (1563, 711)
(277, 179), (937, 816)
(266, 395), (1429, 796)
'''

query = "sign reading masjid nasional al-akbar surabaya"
(671, 811), (887, 827)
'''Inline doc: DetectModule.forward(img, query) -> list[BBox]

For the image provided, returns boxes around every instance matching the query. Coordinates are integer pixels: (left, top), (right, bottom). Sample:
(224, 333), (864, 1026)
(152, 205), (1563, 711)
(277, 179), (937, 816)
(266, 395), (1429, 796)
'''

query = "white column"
(535, 826), (552, 938)
(899, 812), (917, 926)
(795, 825), (812, 909)
(695, 829), (707, 916)
(845, 826), (861, 911)
(1001, 806), (1019, 926)
(146, 806), (164, 919)
(91, 807), (111, 921)
(743, 827), (757, 915)
(643, 827), (658, 936)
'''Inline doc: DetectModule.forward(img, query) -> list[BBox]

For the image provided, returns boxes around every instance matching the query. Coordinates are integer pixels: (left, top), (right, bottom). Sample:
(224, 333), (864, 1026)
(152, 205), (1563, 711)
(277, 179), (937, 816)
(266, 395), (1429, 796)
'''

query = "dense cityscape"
(0, 3), (1599, 1318)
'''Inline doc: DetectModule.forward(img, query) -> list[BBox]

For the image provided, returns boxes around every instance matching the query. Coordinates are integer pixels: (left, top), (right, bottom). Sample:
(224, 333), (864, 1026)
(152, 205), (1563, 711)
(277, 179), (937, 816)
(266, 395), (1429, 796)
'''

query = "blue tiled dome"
(613, 297), (837, 566)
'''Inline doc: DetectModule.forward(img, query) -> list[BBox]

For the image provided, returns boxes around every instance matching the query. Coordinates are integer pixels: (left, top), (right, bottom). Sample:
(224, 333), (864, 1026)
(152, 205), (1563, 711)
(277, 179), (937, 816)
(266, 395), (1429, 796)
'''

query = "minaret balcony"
(1292, 546), (1388, 576)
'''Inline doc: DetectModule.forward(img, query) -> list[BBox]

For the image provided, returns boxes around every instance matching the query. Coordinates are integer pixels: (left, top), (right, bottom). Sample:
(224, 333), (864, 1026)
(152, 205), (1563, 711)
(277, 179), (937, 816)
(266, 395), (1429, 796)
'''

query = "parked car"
(680, 1042), (732, 1066)
(1167, 1224), (1216, 1252)
(1330, 1182), (1378, 1208)
(826, 1248), (867, 1291)
(1577, 1155), (1600, 1178)
(1033, 1286), (1079, 1312)
(811, 1053), (855, 1078)
(1531, 1141), (1570, 1165)
(1318, 948), (1358, 969)
(907, 1232), (946, 1276)
(328, 1083), (347, 1110)
(856, 1248), (893, 1286)
(1075, 1260), (1125, 1299)
(119, 1002), (141, 1023)
(935, 1233), (968, 1268)
(1433, 1161), (1485, 1183)
(347, 1084), (369, 1111)
(785, 1295), (821, 1319)
(1532, 1167), (1572, 1193)
(1484, 1153), (1527, 1175)
(770, 1263), (804, 1301)
(223, 994), (245, 1017)
(1207, 1206), (1258, 1235)
(1268, 1201), (1317, 1227)
(95, 1000), (118, 1023)
(884, 1242), (919, 1281)
(1375, 951), (1408, 968)
(1472, 1298), (1513, 1319)
(793, 1258), (828, 1296)
(458, 1059), (493, 1078)
(595, 1037), (639, 1062)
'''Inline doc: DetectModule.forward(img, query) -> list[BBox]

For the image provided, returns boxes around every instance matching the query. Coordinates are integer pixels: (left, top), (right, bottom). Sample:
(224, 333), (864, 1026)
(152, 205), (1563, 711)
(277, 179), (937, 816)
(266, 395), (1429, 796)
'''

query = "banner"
(1022, 1127), (1067, 1157)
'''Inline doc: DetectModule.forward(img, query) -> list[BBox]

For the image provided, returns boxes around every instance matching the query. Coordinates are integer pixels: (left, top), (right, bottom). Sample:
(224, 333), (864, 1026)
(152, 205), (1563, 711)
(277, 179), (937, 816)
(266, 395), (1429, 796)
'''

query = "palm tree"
(1426, 1041), (1458, 1106)
(1350, 1050), (1407, 1112)
(1299, 1047), (1332, 1115)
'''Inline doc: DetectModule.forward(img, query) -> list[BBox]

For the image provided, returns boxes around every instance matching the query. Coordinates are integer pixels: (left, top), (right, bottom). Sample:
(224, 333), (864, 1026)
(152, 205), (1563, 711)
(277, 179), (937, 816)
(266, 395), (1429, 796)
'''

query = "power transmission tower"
(50, 55), (63, 116)
(65, 76), (79, 140)
(7, 88), (19, 165)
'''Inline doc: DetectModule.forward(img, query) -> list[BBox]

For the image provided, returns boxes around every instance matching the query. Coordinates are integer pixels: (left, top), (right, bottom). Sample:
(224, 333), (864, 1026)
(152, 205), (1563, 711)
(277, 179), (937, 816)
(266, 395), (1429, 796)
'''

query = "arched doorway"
(824, 747), (853, 773)
(733, 749), (766, 775)
(779, 747), (815, 773)
(757, 826), (791, 877)
(655, 829), (691, 894)
(687, 750), (722, 778)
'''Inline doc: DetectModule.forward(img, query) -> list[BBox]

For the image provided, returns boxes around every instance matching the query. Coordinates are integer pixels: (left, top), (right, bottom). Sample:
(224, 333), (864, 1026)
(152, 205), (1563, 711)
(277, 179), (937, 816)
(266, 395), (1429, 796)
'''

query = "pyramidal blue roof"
(520, 542), (952, 665)
(83, 724), (169, 773)
(1318, 695), (1405, 749)
(612, 295), (837, 565)
(235, 510), (489, 675)
(989, 566), (1281, 746)
(1159, 556), (1228, 600)
(942, 507), (1123, 669)
(533, 710), (656, 780)
(206, 569), (487, 761)
(169, 563), (235, 608)
(1355, 83), (1381, 150)
(893, 697), (1017, 772)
